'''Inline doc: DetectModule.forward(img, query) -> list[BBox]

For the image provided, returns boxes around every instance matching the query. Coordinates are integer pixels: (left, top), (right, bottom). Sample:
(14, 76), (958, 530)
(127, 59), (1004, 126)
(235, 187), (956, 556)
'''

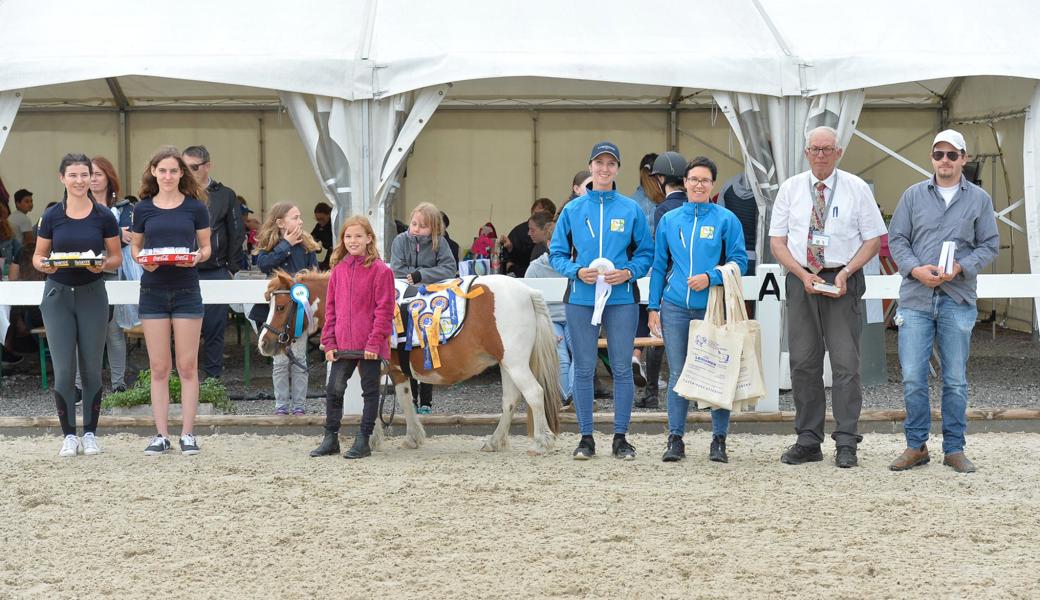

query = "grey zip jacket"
(389, 231), (458, 283)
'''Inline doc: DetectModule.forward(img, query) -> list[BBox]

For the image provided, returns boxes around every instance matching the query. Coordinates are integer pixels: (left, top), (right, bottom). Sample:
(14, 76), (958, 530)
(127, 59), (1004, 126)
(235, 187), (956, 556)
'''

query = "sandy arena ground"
(2, 431), (1039, 599)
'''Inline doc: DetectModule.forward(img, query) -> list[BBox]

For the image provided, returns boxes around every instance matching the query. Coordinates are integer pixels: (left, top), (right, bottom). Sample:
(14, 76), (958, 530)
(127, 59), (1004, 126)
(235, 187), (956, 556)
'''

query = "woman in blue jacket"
(647, 156), (747, 464)
(549, 142), (654, 461)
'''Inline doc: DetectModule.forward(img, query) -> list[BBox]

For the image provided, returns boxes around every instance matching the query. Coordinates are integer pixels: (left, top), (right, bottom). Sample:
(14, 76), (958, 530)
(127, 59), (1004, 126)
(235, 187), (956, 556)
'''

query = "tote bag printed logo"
(610, 219), (625, 232)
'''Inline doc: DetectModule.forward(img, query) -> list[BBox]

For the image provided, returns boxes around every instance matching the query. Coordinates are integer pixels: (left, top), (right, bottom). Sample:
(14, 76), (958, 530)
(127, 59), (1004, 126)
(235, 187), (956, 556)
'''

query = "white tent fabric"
(1023, 83), (1040, 326)
(0, 91), (21, 155)
(712, 90), (865, 260)
(281, 87), (447, 249)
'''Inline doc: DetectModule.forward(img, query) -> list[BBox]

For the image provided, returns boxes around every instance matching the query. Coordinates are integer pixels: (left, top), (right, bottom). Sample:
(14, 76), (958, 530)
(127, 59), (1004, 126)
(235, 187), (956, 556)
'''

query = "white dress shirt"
(769, 168), (887, 268)
(9, 210), (33, 236)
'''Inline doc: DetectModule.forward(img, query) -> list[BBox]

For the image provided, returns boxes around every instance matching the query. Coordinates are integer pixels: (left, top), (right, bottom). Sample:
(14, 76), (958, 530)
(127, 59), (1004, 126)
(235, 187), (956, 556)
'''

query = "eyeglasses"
(806, 146), (837, 156)
(931, 150), (963, 161)
(188, 161), (209, 172)
(684, 177), (714, 187)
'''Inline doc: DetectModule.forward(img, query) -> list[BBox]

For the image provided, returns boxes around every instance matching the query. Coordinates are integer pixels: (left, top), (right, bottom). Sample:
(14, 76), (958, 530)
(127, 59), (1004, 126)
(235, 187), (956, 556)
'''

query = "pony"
(257, 270), (563, 455)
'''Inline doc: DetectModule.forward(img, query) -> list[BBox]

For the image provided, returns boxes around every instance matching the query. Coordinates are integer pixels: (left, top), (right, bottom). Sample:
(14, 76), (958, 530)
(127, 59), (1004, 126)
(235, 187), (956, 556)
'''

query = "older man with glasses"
(886, 130), (999, 474)
(182, 145), (245, 381)
(769, 126), (887, 468)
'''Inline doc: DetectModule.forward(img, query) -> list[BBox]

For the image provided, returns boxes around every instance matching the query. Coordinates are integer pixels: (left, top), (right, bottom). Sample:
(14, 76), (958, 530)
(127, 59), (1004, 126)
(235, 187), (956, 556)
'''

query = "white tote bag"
(672, 281), (744, 410)
(719, 263), (766, 410)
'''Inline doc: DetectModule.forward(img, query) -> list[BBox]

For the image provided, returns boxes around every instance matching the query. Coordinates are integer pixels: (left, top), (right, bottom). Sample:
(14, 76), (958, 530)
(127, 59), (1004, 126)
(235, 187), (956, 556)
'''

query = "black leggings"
(324, 358), (381, 436)
(40, 278), (109, 436)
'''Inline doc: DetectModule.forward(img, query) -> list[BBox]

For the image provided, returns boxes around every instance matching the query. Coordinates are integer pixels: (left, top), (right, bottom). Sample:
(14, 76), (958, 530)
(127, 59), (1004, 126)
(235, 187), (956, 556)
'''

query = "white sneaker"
(82, 432), (102, 456)
(179, 434), (200, 456)
(59, 435), (81, 457)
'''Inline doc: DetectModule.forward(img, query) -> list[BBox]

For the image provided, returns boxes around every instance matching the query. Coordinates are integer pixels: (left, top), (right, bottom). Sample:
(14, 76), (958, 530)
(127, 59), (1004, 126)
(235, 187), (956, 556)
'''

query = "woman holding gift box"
(32, 153), (122, 458)
(130, 146), (212, 457)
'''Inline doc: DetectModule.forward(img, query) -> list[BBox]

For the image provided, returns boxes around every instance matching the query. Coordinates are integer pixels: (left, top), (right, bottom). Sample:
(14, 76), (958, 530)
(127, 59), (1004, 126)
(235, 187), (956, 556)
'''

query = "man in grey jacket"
(887, 129), (999, 474)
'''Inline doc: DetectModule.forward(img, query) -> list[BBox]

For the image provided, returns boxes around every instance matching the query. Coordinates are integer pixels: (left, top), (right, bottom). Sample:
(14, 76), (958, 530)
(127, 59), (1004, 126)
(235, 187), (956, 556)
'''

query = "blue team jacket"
(549, 188), (654, 306)
(648, 201), (748, 311)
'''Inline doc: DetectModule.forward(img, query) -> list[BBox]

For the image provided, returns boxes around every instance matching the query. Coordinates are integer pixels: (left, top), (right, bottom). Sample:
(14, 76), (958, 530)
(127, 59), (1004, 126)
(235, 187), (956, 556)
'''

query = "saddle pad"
(391, 276), (481, 348)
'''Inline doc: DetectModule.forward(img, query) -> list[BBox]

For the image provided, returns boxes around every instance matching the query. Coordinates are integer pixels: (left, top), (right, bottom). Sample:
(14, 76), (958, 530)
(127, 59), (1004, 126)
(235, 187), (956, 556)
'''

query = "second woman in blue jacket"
(648, 156), (747, 464)
(549, 142), (654, 461)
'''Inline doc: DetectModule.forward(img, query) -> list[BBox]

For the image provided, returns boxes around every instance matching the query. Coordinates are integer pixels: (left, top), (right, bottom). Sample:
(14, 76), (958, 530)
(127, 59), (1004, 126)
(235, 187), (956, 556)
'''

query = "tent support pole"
(258, 112), (267, 217)
(531, 110), (540, 199)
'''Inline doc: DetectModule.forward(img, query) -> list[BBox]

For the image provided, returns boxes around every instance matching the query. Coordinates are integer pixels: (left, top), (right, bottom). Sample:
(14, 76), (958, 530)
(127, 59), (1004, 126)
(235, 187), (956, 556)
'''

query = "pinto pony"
(257, 270), (563, 455)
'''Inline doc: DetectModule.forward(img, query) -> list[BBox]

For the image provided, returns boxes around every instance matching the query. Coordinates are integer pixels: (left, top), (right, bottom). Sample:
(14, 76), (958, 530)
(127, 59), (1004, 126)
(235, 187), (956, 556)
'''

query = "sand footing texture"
(2, 431), (1039, 599)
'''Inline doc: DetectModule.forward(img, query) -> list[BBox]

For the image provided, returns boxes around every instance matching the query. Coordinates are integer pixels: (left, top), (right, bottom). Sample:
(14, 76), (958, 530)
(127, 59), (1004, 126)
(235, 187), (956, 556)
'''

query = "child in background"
(389, 202), (457, 414)
(253, 202), (320, 415)
(310, 215), (395, 459)
(469, 222), (497, 259)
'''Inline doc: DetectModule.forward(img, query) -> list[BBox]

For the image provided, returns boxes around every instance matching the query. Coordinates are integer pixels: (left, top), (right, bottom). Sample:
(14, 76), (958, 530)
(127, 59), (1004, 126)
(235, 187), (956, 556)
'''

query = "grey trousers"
(786, 269), (865, 447)
(272, 334), (309, 410)
(40, 278), (109, 436)
(75, 273), (127, 389)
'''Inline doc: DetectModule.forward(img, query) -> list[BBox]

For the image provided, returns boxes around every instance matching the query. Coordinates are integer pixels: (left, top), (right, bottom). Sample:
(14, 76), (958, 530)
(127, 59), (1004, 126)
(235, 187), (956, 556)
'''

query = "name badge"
(811, 232), (830, 247)
(699, 226), (715, 239)
(610, 219), (625, 232)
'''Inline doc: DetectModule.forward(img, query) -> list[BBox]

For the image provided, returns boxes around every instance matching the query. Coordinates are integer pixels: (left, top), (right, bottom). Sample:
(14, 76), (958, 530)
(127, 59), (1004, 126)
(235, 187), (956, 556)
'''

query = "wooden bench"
(597, 336), (663, 349)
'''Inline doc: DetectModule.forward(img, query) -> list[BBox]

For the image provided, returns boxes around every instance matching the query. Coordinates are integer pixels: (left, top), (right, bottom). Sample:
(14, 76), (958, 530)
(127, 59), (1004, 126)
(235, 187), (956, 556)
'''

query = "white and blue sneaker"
(82, 432), (102, 456)
(179, 434), (200, 456)
(144, 435), (171, 456)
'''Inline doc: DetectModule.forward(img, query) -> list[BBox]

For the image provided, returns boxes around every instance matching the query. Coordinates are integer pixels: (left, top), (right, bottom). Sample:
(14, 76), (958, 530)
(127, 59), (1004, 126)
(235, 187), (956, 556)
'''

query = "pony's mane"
(264, 268), (330, 299)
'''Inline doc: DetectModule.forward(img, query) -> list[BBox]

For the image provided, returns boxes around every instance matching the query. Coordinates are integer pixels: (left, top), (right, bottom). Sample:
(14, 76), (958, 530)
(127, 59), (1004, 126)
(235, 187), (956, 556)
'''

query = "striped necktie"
(806, 181), (827, 273)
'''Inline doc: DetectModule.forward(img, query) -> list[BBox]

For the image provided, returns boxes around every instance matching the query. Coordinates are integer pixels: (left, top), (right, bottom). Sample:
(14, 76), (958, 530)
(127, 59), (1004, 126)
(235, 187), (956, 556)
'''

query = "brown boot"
(888, 445), (930, 471)
(942, 452), (976, 473)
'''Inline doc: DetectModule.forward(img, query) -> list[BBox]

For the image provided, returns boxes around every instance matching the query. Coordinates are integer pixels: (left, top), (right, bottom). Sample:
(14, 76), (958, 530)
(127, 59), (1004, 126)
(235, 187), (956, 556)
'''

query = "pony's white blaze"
(257, 296), (278, 354)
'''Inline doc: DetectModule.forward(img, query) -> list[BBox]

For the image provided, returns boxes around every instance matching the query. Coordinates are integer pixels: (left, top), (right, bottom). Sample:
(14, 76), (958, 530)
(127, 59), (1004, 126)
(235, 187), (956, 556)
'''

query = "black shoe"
(112, 385), (127, 394)
(612, 434), (636, 460)
(661, 434), (685, 462)
(781, 443), (823, 465)
(635, 388), (659, 409)
(561, 396), (573, 408)
(343, 435), (371, 459)
(631, 360), (647, 387)
(179, 434), (201, 456)
(835, 445), (858, 468)
(572, 435), (596, 460)
(1, 348), (23, 367)
(143, 435), (171, 456)
(309, 431), (341, 457)
(709, 435), (728, 463)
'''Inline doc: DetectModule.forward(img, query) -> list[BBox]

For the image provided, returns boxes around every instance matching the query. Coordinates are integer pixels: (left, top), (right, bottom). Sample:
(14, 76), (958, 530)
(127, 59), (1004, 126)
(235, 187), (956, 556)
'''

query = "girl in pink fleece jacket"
(310, 215), (395, 460)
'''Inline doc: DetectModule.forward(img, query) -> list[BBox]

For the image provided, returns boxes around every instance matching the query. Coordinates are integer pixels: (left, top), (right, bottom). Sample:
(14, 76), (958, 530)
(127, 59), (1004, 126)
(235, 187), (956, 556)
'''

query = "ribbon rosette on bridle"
(290, 283), (314, 338)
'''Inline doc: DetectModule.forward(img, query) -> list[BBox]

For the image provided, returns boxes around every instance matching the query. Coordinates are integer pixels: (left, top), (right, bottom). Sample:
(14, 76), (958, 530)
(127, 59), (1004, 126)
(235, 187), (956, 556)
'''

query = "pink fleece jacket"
(321, 255), (396, 360)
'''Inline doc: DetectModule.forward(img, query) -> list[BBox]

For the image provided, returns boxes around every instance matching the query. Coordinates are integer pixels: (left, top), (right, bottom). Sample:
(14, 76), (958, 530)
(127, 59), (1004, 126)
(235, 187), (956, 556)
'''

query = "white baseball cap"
(933, 129), (966, 152)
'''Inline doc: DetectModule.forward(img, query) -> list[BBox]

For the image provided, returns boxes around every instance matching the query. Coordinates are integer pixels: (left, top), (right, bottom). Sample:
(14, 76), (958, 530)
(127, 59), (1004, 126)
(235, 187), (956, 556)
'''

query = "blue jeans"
(660, 301), (731, 437)
(566, 302), (637, 436)
(552, 321), (573, 399)
(897, 294), (976, 454)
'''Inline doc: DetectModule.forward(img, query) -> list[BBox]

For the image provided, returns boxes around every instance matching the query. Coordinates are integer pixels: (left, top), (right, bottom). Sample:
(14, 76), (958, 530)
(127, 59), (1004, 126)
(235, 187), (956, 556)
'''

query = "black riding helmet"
(651, 151), (687, 191)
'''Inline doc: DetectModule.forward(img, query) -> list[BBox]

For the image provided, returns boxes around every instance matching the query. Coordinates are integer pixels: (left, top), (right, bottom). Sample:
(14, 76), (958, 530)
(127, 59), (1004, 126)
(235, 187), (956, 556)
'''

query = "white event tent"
(2, 0), (1039, 330)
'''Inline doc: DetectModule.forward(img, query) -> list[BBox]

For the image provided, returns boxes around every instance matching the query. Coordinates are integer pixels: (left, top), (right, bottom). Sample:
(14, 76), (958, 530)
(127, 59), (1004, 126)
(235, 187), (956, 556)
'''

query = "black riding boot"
(344, 434), (372, 459)
(309, 431), (340, 457)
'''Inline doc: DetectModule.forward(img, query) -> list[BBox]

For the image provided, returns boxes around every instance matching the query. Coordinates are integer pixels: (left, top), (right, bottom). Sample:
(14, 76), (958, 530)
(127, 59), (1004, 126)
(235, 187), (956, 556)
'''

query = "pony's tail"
(527, 289), (563, 435)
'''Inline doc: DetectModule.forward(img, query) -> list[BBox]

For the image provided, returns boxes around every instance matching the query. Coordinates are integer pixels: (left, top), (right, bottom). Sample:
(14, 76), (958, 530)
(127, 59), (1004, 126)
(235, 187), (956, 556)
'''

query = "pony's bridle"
(261, 290), (296, 345)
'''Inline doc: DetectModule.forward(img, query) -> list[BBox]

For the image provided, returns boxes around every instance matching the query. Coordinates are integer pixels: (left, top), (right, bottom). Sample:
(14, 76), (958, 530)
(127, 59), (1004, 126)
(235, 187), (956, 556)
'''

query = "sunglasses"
(931, 150), (963, 161)
(188, 161), (209, 172)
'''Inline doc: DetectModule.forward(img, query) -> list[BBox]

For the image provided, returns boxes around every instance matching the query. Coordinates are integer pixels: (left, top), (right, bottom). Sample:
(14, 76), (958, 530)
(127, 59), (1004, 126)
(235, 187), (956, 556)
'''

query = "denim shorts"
(138, 287), (204, 320)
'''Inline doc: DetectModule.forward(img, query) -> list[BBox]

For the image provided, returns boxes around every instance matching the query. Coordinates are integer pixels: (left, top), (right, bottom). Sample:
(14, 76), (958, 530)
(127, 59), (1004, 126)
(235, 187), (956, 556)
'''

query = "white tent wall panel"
(0, 112), (119, 223)
(841, 109), (940, 217)
(261, 116), (328, 221)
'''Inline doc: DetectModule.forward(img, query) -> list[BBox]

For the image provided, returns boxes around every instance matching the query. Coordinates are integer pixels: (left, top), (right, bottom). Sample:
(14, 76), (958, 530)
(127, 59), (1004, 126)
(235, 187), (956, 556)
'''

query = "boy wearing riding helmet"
(549, 142), (654, 461)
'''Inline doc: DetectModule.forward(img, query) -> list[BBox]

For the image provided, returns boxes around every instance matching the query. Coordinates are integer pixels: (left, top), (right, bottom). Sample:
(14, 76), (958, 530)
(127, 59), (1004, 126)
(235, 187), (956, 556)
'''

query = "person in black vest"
(33, 153), (122, 457)
(312, 202), (334, 270)
(182, 145), (245, 380)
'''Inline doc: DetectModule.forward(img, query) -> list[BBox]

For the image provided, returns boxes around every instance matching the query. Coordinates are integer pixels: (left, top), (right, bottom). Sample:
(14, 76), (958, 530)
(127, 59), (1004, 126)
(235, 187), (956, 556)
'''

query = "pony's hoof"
(400, 438), (419, 450)
(480, 442), (496, 452)
(527, 448), (545, 457)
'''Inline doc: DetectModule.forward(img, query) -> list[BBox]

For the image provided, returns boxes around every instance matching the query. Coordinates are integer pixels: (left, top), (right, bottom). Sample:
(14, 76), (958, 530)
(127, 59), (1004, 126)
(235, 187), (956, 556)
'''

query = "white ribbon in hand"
(588, 257), (614, 326)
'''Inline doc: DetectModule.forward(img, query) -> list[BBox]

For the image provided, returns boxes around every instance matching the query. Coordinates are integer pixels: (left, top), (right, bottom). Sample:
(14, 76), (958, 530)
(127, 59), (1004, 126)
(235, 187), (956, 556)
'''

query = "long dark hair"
(58, 153), (98, 205)
(138, 146), (207, 201)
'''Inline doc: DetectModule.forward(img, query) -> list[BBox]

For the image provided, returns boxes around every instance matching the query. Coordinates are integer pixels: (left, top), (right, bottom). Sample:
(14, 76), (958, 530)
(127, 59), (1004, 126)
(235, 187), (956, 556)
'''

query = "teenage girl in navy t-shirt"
(32, 153), (122, 458)
(130, 146), (212, 457)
